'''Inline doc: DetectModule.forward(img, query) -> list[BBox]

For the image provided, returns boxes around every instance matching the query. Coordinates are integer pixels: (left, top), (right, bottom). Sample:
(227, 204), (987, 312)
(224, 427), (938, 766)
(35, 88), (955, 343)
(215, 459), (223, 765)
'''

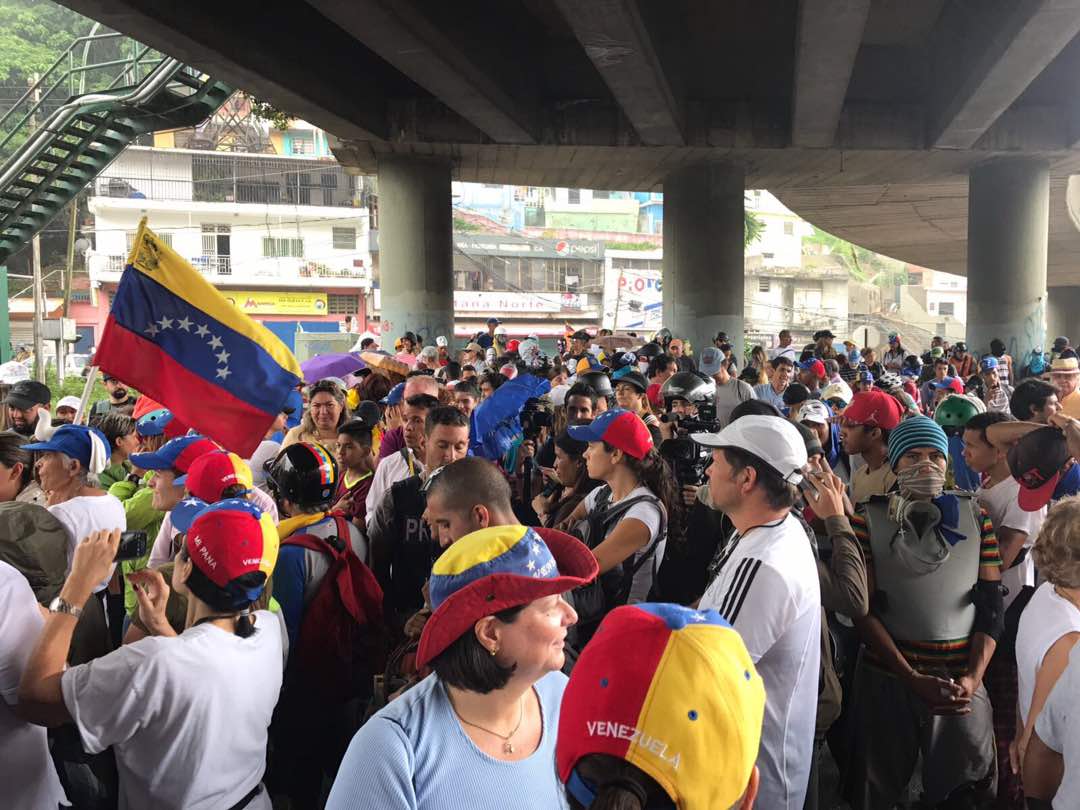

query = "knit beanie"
(887, 415), (948, 469)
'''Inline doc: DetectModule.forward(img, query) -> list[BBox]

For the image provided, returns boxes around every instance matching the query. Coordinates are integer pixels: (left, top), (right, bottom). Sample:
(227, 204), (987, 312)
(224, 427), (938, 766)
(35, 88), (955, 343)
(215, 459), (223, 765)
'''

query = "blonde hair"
(1033, 496), (1080, 588)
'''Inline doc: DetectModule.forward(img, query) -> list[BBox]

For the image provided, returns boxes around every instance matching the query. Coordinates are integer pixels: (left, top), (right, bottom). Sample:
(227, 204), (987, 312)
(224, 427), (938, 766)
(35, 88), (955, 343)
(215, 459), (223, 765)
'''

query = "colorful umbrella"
(301, 353), (366, 384)
(360, 351), (411, 378)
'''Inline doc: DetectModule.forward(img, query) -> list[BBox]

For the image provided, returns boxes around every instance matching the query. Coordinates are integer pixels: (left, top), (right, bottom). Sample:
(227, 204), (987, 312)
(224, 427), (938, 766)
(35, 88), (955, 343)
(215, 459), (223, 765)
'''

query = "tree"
(744, 209), (764, 247)
(805, 226), (908, 288)
(0, 1), (98, 84)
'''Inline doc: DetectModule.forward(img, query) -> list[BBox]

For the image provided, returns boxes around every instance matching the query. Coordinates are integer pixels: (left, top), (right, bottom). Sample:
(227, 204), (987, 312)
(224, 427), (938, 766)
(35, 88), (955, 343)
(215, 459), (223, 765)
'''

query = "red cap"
(186, 499), (278, 590)
(567, 409), (654, 460)
(843, 389), (903, 430)
(176, 451), (254, 503)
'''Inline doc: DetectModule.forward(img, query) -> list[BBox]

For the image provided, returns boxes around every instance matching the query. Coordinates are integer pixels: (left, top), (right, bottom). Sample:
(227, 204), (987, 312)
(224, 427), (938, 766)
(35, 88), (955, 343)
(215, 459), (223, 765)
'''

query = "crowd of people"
(3, 320), (1080, 810)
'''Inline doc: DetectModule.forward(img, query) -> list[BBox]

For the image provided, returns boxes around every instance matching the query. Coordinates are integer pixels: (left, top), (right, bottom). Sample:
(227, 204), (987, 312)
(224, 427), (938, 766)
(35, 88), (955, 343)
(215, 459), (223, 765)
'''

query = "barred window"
(328, 293), (359, 315)
(126, 230), (172, 251)
(332, 227), (357, 250)
(262, 237), (304, 258)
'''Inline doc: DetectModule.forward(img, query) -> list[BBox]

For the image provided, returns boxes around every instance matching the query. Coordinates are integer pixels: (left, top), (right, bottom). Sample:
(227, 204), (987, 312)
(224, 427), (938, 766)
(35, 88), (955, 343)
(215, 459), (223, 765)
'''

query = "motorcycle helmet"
(577, 370), (614, 399)
(901, 355), (923, 377)
(635, 342), (663, 360)
(660, 371), (715, 406)
(265, 442), (340, 510)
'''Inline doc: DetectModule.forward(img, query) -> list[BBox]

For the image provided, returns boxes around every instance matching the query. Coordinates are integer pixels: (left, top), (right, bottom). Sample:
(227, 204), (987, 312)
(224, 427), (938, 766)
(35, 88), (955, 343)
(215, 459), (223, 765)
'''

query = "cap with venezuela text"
(175, 450), (254, 502)
(186, 498), (278, 599)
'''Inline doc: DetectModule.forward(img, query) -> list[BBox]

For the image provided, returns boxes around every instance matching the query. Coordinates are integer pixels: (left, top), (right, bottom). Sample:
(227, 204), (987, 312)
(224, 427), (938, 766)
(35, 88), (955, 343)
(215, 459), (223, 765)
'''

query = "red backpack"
(282, 514), (387, 703)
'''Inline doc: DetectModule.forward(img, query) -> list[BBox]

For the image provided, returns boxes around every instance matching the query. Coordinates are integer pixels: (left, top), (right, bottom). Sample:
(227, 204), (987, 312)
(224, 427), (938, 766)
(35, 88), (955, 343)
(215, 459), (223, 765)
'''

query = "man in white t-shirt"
(1026, 643), (1080, 809)
(0, 561), (67, 808)
(693, 415), (820, 810)
(23, 425), (127, 593)
(18, 500), (283, 810)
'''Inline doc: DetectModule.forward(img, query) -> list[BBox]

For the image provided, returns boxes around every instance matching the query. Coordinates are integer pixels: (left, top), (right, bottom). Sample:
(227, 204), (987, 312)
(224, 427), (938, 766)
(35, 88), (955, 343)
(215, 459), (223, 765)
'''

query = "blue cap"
(23, 424), (108, 470)
(857, 370), (874, 383)
(170, 497), (208, 534)
(699, 347), (723, 376)
(381, 382), (406, 406)
(980, 356), (999, 371)
(933, 376), (962, 390)
(130, 435), (217, 472)
(136, 408), (173, 437)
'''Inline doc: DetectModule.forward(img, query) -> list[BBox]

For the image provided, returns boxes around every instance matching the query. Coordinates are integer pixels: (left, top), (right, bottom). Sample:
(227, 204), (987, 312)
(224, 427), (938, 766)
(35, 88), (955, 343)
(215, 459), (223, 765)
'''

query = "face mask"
(896, 462), (946, 499)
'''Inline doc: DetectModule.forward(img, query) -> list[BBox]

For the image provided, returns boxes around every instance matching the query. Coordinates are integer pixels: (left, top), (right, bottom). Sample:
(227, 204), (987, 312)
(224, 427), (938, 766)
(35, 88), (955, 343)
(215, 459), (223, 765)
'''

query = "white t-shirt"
(976, 476), (1044, 610)
(246, 440), (282, 487)
(1035, 642), (1080, 809)
(1015, 582), (1080, 727)
(365, 449), (423, 531)
(699, 513), (821, 810)
(148, 487), (279, 568)
(50, 493), (126, 592)
(583, 485), (666, 604)
(61, 611), (283, 810)
(0, 562), (68, 809)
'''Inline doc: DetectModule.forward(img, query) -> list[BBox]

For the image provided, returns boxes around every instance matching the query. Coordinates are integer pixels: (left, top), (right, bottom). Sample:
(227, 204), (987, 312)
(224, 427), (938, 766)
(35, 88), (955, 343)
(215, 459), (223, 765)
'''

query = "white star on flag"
(531, 543), (541, 555)
(690, 613), (706, 622)
(194, 324), (209, 337)
(526, 560), (536, 571)
(176, 317), (193, 331)
(182, 498), (201, 506)
(157, 316), (173, 330)
(144, 323), (160, 337)
(207, 335), (223, 350)
(215, 349), (230, 365)
(216, 366), (232, 380)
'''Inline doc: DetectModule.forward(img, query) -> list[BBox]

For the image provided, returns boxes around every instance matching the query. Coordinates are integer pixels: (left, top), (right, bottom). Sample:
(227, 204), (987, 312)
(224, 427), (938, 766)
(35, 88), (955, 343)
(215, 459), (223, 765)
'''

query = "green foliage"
(805, 226), (908, 288)
(744, 209), (765, 247)
(44, 367), (108, 403)
(0, 0), (96, 84)
(604, 240), (656, 251)
(242, 92), (296, 130)
(453, 217), (482, 233)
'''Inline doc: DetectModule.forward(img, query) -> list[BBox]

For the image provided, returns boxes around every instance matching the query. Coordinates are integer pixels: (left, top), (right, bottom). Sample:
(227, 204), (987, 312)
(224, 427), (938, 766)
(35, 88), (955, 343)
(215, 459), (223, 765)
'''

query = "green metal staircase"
(0, 31), (234, 263)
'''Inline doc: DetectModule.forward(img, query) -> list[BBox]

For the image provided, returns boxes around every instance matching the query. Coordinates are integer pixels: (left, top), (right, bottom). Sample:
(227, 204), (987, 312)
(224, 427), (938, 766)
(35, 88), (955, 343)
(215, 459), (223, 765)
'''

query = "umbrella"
(360, 351), (410, 378)
(301, 353), (366, 384)
(470, 373), (551, 460)
(595, 335), (635, 353)
(0, 360), (29, 384)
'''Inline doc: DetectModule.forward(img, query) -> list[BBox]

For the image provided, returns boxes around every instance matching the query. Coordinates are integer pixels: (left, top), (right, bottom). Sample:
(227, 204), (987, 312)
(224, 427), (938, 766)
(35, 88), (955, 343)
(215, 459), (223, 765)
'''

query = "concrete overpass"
(57, 0), (1080, 357)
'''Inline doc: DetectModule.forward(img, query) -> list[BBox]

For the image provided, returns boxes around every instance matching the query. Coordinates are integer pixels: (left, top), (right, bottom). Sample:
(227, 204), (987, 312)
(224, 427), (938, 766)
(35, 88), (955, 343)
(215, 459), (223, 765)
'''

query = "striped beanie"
(887, 415), (948, 469)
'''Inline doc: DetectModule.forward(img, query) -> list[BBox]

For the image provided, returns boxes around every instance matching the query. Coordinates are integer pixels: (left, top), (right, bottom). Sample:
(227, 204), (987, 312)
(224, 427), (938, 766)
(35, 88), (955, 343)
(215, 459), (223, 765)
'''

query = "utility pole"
(30, 72), (46, 383)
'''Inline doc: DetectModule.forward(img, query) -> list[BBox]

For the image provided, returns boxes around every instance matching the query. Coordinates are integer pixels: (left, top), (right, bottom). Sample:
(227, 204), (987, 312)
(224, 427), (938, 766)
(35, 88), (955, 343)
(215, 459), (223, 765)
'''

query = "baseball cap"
(506, 339), (521, 354)
(416, 525), (598, 669)
(130, 435), (219, 473)
(821, 381), (853, 406)
(813, 329), (836, 340)
(930, 346), (945, 359)
(175, 451), (254, 502)
(797, 399), (832, 425)
(1007, 426), (1072, 512)
(888, 332), (900, 343)
(487, 317), (500, 326)
(380, 382), (406, 406)
(23, 425), (110, 474)
(464, 341), (484, 353)
(782, 382), (812, 407)
(841, 389), (903, 430)
(170, 496), (209, 534)
(4, 380), (50, 410)
(435, 336), (448, 348)
(691, 414), (809, 484)
(856, 369), (875, 384)
(557, 603), (764, 810)
(571, 329), (591, 342)
(934, 376), (965, 394)
(568, 408), (654, 460)
(55, 395), (82, 412)
(980, 356), (999, 372)
(798, 358), (826, 379)
(185, 498), (278, 601)
(494, 325), (508, 336)
(699, 347), (724, 376)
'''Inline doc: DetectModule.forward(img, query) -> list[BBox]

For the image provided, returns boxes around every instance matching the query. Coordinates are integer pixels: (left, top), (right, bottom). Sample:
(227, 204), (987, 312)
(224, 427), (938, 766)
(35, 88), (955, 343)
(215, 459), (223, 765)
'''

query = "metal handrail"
(0, 57), (182, 194)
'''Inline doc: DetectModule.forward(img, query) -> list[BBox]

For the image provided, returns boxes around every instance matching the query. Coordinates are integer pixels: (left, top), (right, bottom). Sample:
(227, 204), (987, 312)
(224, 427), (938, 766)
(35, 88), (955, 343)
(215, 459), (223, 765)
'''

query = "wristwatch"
(48, 596), (83, 619)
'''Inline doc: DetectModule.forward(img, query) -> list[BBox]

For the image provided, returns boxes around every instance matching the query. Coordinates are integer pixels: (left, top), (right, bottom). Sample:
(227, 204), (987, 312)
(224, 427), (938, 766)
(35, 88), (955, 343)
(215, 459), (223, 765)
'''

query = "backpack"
(571, 486), (665, 645)
(282, 514), (387, 703)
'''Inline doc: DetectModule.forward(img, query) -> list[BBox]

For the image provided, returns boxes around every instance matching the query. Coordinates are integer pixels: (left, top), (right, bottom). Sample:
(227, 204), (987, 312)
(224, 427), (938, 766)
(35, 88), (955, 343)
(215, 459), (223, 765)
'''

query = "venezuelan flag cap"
(416, 525), (597, 669)
(175, 450), (253, 503)
(135, 407), (187, 439)
(131, 435), (219, 473)
(186, 498), (278, 601)
(556, 603), (765, 810)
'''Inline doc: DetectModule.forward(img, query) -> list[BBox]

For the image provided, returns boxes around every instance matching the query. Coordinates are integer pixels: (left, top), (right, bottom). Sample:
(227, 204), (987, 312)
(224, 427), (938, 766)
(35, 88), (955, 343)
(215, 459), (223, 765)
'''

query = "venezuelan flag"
(95, 218), (302, 457)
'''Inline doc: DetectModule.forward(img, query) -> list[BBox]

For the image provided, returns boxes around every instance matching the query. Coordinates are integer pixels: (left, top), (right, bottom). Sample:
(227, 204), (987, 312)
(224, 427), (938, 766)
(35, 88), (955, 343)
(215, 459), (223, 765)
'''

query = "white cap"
(435, 335), (448, 347)
(494, 325), (508, 336)
(820, 381), (853, 405)
(692, 415), (808, 484)
(419, 346), (438, 360)
(797, 399), (831, 425)
(56, 395), (82, 411)
(549, 383), (571, 407)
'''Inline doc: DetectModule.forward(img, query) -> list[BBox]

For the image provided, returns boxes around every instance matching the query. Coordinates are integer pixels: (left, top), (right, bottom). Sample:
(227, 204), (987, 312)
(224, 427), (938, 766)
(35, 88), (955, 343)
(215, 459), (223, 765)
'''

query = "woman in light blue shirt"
(326, 524), (597, 810)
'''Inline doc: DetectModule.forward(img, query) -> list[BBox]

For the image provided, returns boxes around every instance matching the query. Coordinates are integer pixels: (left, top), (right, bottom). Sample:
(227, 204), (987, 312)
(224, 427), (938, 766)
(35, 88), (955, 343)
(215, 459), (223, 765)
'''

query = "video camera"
(520, 398), (553, 441)
(659, 436), (713, 487)
(659, 402), (722, 436)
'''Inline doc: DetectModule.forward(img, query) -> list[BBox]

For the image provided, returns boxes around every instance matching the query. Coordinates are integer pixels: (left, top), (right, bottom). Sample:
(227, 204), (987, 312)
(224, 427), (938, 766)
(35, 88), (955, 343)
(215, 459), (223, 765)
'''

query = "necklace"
(452, 694), (525, 755)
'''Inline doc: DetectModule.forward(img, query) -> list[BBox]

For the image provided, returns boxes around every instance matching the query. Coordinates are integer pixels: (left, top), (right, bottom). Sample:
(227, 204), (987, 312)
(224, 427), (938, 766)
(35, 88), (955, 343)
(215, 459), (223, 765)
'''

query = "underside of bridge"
(55, 0), (1080, 350)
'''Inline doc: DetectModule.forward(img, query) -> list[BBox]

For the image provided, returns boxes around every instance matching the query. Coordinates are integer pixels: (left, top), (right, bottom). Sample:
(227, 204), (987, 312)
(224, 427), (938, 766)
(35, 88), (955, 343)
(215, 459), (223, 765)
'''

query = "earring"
(489, 646), (498, 657)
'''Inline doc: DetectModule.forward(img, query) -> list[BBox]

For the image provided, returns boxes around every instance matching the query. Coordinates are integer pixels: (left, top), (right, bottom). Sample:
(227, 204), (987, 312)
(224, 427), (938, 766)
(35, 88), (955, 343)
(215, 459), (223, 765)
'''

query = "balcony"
(88, 253), (371, 289)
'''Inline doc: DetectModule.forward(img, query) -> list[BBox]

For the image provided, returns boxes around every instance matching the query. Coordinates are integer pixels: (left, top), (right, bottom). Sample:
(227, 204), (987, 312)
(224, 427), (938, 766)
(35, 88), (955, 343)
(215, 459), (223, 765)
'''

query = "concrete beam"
(791, 0), (871, 148)
(551, 0), (684, 146)
(55, 0), (389, 141)
(307, 0), (538, 145)
(930, 1), (1080, 150)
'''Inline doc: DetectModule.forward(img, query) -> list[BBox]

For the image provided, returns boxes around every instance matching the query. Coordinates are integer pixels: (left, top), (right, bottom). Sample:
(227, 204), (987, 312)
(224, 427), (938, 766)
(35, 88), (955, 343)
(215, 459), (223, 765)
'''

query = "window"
(593, 190), (610, 200)
(759, 279), (771, 293)
(70, 289), (91, 304)
(783, 222), (794, 235)
(938, 302), (955, 317)
(332, 227), (357, 250)
(567, 189), (581, 204)
(328, 293), (359, 315)
(262, 237), (304, 258)
(289, 133), (314, 155)
(126, 230), (172, 251)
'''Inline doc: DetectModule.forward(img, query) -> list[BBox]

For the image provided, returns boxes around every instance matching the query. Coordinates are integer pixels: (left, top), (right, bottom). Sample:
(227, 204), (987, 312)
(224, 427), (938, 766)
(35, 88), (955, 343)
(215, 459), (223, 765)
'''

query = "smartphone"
(114, 530), (148, 562)
(797, 471), (823, 502)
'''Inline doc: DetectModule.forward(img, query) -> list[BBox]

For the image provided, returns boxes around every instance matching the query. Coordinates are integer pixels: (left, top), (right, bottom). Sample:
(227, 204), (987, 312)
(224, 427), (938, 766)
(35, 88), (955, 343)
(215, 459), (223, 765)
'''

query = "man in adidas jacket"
(694, 415), (821, 810)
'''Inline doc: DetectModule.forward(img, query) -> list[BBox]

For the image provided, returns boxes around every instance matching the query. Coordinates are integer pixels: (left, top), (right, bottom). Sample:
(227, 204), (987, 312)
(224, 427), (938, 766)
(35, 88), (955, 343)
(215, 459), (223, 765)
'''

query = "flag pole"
(74, 366), (100, 425)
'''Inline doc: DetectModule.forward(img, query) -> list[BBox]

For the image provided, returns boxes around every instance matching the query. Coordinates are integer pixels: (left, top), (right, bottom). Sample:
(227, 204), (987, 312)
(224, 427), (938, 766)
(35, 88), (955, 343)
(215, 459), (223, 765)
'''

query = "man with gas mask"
(846, 415), (1002, 810)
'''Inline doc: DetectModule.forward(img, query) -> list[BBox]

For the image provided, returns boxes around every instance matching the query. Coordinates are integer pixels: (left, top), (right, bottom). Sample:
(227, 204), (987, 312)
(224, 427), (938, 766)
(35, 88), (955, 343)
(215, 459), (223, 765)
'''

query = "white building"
(745, 189), (815, 268)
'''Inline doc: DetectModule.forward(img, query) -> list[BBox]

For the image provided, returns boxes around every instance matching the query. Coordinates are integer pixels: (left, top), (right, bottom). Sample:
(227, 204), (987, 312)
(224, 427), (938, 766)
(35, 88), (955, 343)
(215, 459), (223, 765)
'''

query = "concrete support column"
(662, 161), (746, 361)
(1047, 286), (1080, 347)
(966, 158), (1048, 362)
(376, 156), (454, 345)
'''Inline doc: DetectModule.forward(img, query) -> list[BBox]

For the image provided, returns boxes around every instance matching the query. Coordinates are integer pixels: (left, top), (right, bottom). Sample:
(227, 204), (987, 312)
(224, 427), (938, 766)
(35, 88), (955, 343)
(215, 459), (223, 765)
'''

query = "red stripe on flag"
(96, 318), (275, 457)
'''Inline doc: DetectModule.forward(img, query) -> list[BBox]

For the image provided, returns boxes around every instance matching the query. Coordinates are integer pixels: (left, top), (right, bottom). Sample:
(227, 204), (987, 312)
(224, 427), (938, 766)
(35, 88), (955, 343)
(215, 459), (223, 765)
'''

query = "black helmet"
(577, 370), (613, 399)
(654, 328), (672, 345)
(660, 371), (715, 406)
(636, 342), (663, 359)
(265, 442), (339, 510)
(782, 382), (812, 406)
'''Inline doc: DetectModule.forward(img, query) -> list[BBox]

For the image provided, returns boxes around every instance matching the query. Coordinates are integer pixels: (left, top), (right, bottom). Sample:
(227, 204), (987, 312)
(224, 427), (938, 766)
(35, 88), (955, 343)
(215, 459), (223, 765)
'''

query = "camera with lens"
(659, 436), (712, 487)
(520, 398), (553, 441)
(662, 402), (721, 435)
